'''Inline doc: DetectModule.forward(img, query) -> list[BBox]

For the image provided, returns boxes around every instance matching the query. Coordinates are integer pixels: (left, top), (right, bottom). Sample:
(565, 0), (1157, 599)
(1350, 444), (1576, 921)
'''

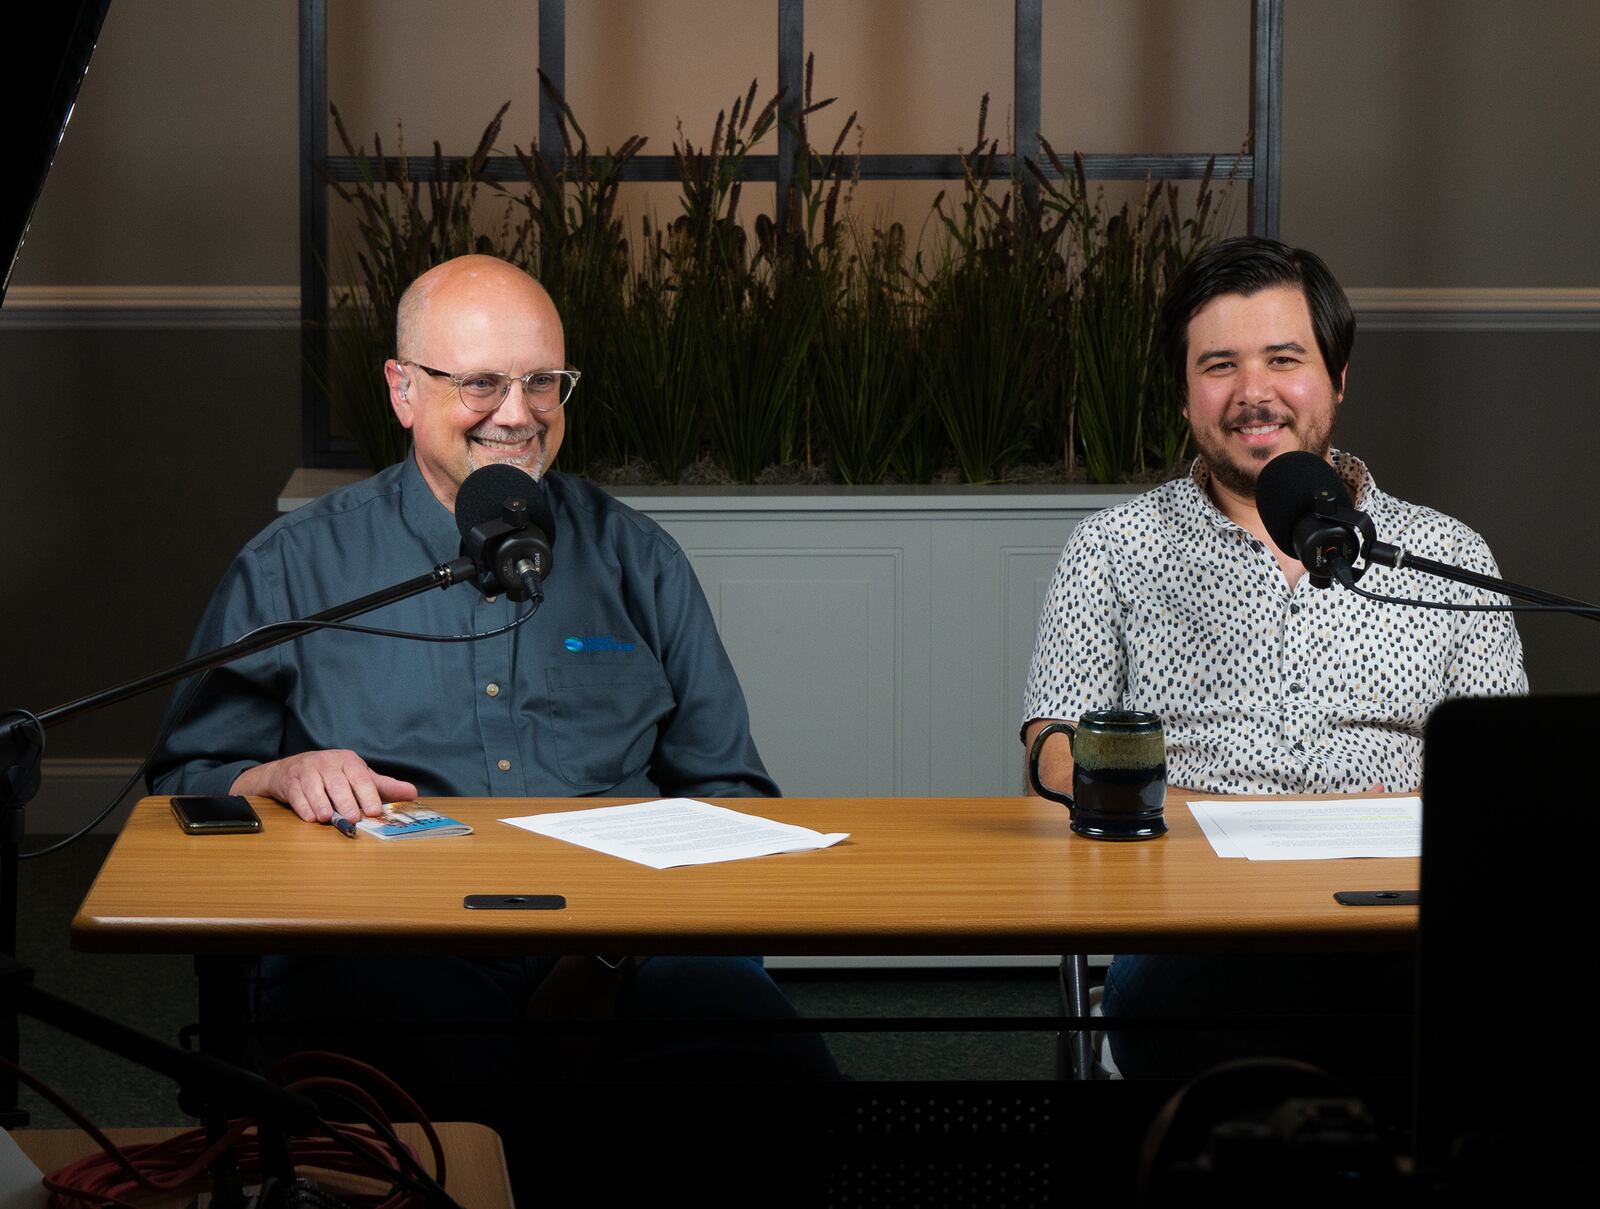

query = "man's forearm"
(1023, 717), (1076, 796)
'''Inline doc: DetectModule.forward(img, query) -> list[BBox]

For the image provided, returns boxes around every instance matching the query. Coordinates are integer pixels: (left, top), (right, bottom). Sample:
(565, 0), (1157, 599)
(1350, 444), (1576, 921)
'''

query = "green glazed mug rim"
(1076, 708), (1163, 732)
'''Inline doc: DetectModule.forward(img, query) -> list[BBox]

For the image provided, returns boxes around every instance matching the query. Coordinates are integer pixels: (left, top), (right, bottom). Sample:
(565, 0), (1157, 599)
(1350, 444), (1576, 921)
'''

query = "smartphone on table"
(170, 795), (262, 835)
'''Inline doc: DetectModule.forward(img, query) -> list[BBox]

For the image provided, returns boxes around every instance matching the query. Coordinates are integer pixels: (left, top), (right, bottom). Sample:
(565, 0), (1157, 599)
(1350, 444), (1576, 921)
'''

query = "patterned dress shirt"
(1022, 450), (1526, 793)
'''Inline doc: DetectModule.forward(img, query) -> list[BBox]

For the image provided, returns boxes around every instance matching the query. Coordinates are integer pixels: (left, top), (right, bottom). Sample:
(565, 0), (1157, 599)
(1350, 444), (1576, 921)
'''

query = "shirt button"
(497, 759), (511, 772)
(1289, 603), (1301, 615)
(486, 595), (498, 604)
(1288, 683), (1304, 693)
(486, 683), (500, 697)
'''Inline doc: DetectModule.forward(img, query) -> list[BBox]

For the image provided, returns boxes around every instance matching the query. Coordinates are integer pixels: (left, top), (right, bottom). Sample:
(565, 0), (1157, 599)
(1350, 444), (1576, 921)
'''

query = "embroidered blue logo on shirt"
(564, 635), (637, 653)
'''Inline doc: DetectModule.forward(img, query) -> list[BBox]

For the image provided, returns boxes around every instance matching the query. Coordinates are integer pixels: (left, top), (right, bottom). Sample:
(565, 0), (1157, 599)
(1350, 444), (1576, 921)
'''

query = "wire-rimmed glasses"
(401, 361), (581, 414)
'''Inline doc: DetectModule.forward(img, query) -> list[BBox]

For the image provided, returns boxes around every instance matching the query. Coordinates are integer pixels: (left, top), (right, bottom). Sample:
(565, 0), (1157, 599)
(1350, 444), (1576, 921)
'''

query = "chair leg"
(1056, 953), (1094, 1080)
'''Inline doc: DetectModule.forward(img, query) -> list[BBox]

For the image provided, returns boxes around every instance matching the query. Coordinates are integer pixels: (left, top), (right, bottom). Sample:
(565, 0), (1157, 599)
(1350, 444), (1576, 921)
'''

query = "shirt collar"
(1331, 449), (1375, 509)
(398, 451), (463, 562)
(1183, 447), (1375, 536)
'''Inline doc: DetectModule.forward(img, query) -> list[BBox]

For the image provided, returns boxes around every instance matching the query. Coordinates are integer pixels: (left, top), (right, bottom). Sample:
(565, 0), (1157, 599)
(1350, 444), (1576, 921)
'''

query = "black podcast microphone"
(1256, 452), (1600, 618)
(454, 464), (556, 602)
(1255, 451), (1369, 589)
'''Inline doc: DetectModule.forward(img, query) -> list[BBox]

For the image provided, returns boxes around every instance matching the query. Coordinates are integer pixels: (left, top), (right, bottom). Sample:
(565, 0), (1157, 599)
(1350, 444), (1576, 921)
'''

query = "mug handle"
(1028, 721), (1077, 815)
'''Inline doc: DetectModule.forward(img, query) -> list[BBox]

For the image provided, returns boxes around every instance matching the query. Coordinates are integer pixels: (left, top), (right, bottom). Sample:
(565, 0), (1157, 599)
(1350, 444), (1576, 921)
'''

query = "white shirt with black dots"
(1022, 450), (1527, 794)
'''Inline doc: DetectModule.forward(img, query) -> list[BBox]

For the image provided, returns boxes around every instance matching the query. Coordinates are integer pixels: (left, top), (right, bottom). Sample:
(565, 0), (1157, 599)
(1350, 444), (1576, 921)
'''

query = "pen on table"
(331, 815), (359, 839)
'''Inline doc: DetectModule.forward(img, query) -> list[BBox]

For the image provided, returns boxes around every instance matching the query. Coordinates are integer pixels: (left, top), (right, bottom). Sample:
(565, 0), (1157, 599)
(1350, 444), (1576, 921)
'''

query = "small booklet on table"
(356, 803), (474, 840)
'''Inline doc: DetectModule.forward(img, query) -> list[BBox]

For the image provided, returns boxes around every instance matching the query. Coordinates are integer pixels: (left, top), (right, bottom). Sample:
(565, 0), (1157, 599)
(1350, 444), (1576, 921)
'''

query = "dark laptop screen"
(1417, 693), (1598, 1190)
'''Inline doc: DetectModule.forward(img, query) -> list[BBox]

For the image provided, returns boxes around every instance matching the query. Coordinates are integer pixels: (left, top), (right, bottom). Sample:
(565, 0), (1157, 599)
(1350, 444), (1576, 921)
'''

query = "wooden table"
(74, 793), (1417, 956)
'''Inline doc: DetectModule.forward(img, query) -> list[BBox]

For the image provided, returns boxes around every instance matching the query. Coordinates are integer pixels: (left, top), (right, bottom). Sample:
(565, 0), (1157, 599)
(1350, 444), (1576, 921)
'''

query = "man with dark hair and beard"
(1021, 236), (1525, 1079)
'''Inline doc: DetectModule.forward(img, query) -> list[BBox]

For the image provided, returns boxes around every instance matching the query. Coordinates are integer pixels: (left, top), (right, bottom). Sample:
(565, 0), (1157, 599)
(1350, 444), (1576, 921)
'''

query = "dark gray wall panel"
(0, 326), (301, 759)
(1335, 328), (1600, 692)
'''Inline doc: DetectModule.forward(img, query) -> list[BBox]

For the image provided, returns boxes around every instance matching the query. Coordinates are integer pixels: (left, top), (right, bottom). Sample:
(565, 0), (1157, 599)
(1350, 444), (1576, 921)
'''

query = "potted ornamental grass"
(316, 64), (1237, 487)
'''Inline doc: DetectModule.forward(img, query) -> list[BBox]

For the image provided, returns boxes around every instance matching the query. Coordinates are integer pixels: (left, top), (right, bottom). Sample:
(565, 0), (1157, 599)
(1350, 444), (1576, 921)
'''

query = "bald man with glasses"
(151, 255), (834, 1083)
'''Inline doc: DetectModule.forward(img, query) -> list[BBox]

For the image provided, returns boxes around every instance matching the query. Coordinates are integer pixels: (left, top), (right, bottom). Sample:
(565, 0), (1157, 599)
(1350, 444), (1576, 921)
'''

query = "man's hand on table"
(229, 750), (419, 823)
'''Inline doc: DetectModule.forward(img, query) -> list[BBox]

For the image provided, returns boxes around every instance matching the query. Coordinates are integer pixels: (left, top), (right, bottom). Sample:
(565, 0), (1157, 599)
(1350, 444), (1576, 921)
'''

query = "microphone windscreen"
(454, 464), (557, 545)
(1255, 451), (1350, 554)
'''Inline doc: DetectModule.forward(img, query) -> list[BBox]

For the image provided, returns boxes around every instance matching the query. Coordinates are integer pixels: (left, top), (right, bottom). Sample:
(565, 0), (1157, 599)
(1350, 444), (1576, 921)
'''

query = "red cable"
(3, 1051), (450, 1208)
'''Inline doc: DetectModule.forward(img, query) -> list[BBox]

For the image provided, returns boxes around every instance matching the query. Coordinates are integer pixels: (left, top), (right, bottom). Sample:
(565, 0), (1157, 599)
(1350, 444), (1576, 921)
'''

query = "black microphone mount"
(1293, 490), (1376, 590)
(461, 497), (551, 604)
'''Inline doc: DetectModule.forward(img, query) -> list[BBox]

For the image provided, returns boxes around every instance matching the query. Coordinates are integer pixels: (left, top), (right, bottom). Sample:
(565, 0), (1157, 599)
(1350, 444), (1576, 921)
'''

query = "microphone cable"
(10, 670), (215, 861)
(226, 595), (541, 648)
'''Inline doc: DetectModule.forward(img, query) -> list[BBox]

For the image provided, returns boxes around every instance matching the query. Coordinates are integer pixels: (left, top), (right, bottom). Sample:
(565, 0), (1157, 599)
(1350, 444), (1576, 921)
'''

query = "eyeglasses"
(401, 361), (581, 414)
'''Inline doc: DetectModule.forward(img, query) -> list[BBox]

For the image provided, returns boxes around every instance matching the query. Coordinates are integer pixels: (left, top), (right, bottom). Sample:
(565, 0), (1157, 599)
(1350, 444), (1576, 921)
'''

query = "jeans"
(1101, 951), (1414, 1081)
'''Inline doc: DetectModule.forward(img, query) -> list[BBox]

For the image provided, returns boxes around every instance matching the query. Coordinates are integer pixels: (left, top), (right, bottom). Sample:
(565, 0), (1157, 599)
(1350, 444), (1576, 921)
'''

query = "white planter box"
(612, 485), (1136, 799)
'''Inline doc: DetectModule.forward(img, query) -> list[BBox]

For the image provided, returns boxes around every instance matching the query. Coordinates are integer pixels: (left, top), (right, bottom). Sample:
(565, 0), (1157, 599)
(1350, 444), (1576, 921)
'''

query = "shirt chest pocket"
(544, 664), (676, 789)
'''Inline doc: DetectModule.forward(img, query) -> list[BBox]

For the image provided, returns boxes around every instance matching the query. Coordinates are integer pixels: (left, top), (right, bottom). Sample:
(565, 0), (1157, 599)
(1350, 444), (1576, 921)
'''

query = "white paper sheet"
(1187, 801), (1245, 857)
(1187, 796), (1422, 861)
(501, 798), (850, 869)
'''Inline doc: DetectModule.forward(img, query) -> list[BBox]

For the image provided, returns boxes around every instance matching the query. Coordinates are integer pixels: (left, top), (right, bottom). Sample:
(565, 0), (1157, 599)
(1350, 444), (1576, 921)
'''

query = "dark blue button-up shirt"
(150, 456), (776, 799)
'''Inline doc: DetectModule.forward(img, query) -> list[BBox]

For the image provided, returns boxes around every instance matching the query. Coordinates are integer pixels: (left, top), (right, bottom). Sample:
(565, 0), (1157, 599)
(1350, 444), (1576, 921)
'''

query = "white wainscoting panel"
(697, 551), (904, 797)
(615, 489), (1128, 798)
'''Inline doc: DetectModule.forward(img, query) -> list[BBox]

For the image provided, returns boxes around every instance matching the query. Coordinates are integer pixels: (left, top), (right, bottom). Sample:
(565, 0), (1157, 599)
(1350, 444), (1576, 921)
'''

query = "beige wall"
(14, 1), (1598, 290)
(1285, 0), (1600, 287)
(15, 0), (300, 285)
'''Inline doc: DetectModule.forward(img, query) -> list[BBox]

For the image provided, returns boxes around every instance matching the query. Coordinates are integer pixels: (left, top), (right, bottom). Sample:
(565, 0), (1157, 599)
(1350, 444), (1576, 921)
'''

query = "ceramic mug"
(1028, 709), (1167, 840)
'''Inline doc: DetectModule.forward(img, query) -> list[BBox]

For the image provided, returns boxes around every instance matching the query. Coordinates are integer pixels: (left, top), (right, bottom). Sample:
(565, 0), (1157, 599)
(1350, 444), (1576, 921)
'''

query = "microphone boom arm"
(1346, 541), (1600, 619)
(8, 556), (481, 740)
